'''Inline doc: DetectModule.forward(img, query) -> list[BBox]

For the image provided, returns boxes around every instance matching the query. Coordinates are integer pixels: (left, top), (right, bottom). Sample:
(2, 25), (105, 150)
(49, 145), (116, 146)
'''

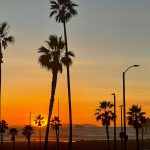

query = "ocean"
(2, 125), (150, 142)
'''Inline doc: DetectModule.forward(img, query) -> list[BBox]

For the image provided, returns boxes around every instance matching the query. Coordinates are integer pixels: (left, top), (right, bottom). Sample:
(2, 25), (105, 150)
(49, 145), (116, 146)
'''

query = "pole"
(113, 93), (116, 150)
(29, 112), (31, 125)
(123, 72), (127, 150)
(120, 105), (123, 150)
(122, 65), (139, 150)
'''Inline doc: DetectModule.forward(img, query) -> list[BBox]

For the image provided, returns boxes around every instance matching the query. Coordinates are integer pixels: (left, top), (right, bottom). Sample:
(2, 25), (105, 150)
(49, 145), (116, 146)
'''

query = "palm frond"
(127, 105), (146, 129)
(50, 0), (78, 23)
(38, 54), (51, 70)
(50, 11), (57, 17)
(0, 22), (8, 36)
(38, 46), (50, 54)
(61, 56), (73, 66)
(67, 51), (75, 57)
(2, 36), (15, 49)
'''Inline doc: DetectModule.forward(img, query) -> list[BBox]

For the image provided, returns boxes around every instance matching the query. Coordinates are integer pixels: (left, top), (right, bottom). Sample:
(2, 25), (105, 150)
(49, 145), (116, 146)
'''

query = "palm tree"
(38, 35), (73, 150)
(8, 128), (18, 150)
(95, 101), (115, 150)
(127, 105), (146, 150)
(22, 125), (34, 150)
(49, 1), (78, 149)
(0, 22), (15, 120)
(0, 120), (8, 150)
(34, 114), (45, 150)
(50, 116), (62, 150)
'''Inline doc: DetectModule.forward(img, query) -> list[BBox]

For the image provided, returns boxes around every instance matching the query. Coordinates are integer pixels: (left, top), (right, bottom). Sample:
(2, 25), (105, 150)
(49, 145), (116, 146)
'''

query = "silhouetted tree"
(38, 35), (69, 150)
(22, 125), (34, 150)
(127, 105), (146, 150)
(34, 114), (45, 150)
(0, 120), (8, 150)
(50, 116), (62, 150)
(95, 101), (115, 150)
(0, 22), (15, 120)
(49, 1), (78, 150)
(8, 128), (18, 150)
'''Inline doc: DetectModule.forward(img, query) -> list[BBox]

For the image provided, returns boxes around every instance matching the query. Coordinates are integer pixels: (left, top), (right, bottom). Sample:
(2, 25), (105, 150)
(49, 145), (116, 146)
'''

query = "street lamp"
(111, 93), (116, 150)
(123, 65), (140, 150)
(119, 105), (123, 150)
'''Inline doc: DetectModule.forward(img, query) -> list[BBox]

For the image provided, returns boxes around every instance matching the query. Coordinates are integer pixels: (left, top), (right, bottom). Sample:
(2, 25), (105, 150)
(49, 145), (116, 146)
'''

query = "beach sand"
(1, 140), (150, 150)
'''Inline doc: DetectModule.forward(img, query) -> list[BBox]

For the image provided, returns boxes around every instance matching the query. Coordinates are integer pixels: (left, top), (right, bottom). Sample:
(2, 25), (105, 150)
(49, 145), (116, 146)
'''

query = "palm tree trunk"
(13, 140), (15, 150)
(39, 127), (41, 150)
(56, 129), (58, 150)
(57, 127), (59, 150)
(0, 42), (2, 150)
(0, 41), (2, 121)
(141, 126), (144, 150)
(1, 132), (3, 150)
(63, 21), (73, 150)
(106, 124), (110, 150)
(136, 127), (140, 150)
(28, 138), (31, 150)
(44, 72), (58, 150)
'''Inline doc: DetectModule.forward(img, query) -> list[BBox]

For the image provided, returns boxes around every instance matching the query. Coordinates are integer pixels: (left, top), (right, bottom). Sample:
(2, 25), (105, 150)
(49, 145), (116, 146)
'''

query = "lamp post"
(119, 105), (123, 150)
(111, 93), (116, 150)
(123, 65), (140, 150)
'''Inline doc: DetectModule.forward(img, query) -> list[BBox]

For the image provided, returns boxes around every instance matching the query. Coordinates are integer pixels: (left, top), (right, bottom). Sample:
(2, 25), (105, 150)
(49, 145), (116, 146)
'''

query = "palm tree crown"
(50, 116), (62, 131)
(0, 22), (15, 63)
(38, 35), (65, 73)
(127, 105), (146, 129)
(8, 128), (18, 141)
(22, 125), (34, 140)
(95, 101), (114, 150)
(127, 105), (146, 150)
(34, 115), (45, 127)
(95, 101), (115, 126)
(50, 0), (78, 23)
(38, 35), (74, 73)
(0, 120), (8, 134)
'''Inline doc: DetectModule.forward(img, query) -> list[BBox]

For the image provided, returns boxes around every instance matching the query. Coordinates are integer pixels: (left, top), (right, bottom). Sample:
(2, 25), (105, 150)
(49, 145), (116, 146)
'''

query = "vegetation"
(0, 120), (8, 150)
(8, 128), (18, 150)
(49, 1), (78, 149)
(127, 105), (146, 150)
(50, 116), (62, 150)
(22, 125), (34, 150)
(0, 22), (15, 120)
(95, 101), (115, 150)
(38, 35), (68, 150)
(34, 114), (45, 150)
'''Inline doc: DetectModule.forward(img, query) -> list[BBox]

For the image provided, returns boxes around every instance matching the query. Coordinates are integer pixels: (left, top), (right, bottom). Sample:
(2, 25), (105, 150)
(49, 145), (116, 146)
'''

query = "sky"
(0, 0), (150, 126)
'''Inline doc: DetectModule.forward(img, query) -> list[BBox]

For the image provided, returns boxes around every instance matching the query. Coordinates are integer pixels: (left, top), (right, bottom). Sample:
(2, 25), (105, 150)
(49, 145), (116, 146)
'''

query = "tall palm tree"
(22, 125), (34, 150)
(8, 128), (18, 150)
(34, 114), (45, 150)
(127, 105), (146, 150)
(50, 116), (62, 150)
(95, 101), (115, 150)
(0, 120), (8, 150)
(0, 22), (15, 120)
(39, 35), (74, 150)
(49, 1), (78, 149)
